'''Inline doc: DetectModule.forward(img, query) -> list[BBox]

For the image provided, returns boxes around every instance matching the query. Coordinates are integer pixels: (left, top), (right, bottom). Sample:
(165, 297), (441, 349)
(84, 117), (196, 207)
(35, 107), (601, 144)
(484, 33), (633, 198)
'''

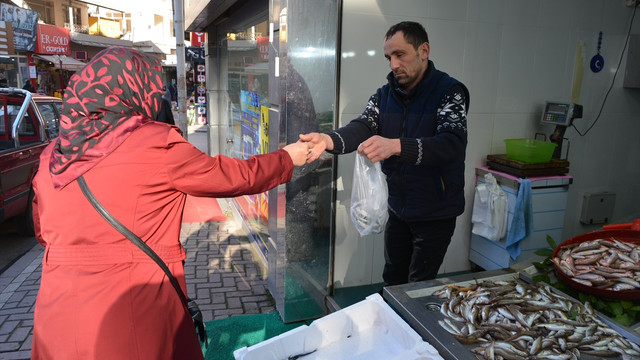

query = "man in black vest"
(301, 21), (469, 286)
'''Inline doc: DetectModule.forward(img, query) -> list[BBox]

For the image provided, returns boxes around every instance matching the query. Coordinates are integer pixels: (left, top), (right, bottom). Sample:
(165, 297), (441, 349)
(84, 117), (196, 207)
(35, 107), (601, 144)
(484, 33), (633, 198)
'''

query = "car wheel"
(16, 187), (35, 237)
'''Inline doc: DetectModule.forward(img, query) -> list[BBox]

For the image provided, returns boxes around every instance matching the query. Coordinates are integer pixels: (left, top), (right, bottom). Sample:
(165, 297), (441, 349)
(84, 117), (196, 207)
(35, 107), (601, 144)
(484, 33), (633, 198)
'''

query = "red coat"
(31, 123), (293, 359)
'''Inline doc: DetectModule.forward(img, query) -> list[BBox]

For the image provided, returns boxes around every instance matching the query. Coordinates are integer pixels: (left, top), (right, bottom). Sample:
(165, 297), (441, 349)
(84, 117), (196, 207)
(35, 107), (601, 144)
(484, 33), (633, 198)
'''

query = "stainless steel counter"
(383, 269), (514, 360)
(382, 266), (639, 360)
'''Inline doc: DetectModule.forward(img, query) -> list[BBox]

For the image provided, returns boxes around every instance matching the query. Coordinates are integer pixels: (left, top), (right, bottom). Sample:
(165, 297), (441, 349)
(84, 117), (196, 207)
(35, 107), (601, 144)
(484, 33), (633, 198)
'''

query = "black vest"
(379, 62), (469, 221)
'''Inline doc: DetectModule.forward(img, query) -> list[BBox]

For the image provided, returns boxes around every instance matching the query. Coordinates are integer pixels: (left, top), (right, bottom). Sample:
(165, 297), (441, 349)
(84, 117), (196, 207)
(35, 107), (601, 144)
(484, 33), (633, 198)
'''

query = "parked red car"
(0, 88), (62, 235)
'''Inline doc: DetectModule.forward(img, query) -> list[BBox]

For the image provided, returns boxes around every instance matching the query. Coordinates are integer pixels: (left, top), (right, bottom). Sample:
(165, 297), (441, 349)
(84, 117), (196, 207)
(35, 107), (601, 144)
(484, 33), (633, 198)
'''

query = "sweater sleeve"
(164, 130), (294, 197)
(399, 84), (468, 165)
(326, 91), (381, 154)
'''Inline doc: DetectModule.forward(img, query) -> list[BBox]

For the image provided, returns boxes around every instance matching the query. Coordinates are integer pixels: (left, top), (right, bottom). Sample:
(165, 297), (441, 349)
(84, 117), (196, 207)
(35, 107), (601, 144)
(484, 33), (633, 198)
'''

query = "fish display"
(554, 238), (640, 291)
(433, 279), (640, 359)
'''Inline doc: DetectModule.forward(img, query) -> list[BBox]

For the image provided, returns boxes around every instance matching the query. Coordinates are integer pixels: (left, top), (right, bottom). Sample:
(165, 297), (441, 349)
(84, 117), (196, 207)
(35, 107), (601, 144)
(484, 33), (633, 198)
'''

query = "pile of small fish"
(554, 238), (640, 291)
(433, 279), (640, 359)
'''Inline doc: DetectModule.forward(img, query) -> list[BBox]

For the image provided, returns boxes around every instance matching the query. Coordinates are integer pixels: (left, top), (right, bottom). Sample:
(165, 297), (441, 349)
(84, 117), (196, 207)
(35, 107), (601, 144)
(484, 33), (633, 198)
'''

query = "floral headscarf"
(49, 47), (164, 189)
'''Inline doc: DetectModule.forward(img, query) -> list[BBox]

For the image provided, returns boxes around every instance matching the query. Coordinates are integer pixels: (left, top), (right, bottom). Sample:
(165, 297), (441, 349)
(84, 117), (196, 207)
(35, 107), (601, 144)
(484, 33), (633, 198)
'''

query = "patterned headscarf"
(49, 47), (164, 190)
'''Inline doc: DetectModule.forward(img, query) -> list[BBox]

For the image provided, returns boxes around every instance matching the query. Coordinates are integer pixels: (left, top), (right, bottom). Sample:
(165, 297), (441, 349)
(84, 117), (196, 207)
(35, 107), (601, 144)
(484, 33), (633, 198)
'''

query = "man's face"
(383, 31), (430, 91)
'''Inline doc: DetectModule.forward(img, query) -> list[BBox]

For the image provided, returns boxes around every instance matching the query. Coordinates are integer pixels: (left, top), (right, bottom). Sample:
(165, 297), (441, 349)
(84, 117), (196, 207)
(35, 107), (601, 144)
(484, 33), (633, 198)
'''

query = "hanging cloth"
(506, 178), (533, 260)
(471, 173), (508, 242)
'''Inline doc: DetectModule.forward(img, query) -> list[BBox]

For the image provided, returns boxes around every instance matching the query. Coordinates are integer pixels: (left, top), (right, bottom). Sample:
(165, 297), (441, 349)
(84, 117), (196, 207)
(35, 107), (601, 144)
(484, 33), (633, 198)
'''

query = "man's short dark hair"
(385, 21), (429, 49)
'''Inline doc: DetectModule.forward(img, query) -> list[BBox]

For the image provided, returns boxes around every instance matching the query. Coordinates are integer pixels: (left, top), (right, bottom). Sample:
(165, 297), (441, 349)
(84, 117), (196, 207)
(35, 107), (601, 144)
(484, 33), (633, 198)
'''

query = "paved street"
(0, 126), (277, 359)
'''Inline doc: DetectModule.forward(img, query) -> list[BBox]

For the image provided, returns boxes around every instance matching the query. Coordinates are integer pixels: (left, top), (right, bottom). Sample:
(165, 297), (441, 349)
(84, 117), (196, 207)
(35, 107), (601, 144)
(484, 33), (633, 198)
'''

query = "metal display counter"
(382, 265), (640, 360)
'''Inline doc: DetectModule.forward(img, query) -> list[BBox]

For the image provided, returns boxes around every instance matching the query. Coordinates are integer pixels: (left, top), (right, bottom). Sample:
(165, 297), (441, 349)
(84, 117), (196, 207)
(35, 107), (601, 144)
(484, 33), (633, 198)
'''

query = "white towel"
(472, 173), (508, 242)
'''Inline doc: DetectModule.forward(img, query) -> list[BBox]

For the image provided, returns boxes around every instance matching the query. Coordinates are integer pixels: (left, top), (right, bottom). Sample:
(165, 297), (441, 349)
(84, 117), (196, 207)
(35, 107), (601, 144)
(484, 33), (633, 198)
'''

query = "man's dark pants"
(383, 212), (456, 286)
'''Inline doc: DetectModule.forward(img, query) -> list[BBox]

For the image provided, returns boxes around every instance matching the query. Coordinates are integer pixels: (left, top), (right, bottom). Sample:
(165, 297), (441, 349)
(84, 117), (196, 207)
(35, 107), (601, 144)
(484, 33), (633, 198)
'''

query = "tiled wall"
(334, 0), (640, 286)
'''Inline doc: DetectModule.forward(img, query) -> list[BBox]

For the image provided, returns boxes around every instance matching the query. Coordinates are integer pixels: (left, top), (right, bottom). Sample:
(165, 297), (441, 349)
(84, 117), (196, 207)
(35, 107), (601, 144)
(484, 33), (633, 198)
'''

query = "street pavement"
(0, 126), (276, 359)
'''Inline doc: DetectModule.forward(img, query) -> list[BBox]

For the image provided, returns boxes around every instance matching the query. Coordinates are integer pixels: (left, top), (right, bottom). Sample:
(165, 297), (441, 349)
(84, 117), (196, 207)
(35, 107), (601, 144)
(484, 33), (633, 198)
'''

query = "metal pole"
(173, 0), (188, 137)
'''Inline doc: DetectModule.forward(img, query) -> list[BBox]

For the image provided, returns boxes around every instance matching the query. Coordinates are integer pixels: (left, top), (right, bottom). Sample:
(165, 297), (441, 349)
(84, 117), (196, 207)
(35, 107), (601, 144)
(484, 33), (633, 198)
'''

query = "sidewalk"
(0, 127), (276, 359)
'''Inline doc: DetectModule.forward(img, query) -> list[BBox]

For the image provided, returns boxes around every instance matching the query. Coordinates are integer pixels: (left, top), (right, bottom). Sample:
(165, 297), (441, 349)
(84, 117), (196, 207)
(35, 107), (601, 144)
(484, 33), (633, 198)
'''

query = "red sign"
(191, 32), (205, 47)
(36, 24), (70, 55)
(257, 36), (268, 61)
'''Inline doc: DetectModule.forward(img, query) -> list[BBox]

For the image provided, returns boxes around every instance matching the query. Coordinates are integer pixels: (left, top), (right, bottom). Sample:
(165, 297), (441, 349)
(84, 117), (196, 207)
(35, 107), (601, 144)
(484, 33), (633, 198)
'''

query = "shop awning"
(70, 32), (133, 48)
(33, 54), (87, 71)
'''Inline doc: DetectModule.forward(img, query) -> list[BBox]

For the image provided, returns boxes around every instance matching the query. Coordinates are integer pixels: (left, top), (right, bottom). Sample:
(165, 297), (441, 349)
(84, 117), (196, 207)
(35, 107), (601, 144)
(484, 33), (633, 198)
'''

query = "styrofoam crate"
(233, 293), (443, 360)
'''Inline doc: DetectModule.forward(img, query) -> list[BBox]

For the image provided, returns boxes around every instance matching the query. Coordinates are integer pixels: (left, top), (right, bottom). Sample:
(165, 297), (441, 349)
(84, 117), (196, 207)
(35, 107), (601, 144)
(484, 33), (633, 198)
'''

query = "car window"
(7, 104), (36, 137)
(38, 103), (60, 138)
(0, 106), (5, 136)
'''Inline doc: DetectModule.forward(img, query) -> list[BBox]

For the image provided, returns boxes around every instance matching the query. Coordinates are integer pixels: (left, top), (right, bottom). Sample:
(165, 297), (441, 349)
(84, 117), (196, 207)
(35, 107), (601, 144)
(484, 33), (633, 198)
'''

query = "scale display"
(541, 101), (575, 126)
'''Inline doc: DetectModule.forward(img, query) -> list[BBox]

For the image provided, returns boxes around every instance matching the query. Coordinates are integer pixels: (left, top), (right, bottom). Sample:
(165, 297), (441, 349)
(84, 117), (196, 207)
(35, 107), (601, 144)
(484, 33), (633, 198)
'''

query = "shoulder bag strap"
(77, 175), (208, 347)
(77, 175), (188, 307)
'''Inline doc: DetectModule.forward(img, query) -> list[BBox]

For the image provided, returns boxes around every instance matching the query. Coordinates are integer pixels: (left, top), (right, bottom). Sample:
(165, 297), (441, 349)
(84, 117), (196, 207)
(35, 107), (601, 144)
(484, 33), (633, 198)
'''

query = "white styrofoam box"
(233, 293), (443, 360)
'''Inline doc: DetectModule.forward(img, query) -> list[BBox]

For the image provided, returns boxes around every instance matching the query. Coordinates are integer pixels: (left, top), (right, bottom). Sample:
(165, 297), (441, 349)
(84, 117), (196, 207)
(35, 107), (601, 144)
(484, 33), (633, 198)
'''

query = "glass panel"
(0, 103), (5, 136)
(224, 20), (272, 257)
(7, 104), (36, 136)
(218, 0), (338, 324)
(274, 0), (338, 323)
(38, 103), (59, 138)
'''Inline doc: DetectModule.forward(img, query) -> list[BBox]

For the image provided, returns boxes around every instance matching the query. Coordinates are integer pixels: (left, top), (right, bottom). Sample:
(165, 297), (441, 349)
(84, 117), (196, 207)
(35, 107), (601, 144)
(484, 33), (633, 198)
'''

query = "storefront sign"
(191, 32), (205, 47)
(35, 24), (70, 55)
(186, 46), (205, 62)
(257, 37), (268, 61)
(0, 4), (38, 51)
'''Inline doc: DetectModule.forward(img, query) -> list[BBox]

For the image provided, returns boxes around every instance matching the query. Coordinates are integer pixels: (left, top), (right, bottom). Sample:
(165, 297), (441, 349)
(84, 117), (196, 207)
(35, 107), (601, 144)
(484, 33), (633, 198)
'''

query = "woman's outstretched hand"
(299, 133), (332, 163)
(283, 141), (313, 166)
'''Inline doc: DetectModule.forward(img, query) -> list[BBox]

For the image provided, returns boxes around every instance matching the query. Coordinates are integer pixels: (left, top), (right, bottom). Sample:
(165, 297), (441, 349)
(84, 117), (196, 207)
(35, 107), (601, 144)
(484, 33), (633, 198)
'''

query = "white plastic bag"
(471, 173), (508, 241)
(350, 152), (389, 236)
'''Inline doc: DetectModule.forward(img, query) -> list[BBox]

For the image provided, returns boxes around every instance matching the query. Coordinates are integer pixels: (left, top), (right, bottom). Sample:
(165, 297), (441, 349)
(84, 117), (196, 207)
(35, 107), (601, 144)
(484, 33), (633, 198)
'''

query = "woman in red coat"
(31, 47), (311, 359)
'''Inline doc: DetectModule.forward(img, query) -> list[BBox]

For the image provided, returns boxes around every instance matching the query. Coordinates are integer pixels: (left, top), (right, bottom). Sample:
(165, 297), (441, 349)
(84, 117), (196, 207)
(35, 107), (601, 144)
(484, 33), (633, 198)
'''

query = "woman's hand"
(299, 132), (333, 163)
(283, 141), (313, 166)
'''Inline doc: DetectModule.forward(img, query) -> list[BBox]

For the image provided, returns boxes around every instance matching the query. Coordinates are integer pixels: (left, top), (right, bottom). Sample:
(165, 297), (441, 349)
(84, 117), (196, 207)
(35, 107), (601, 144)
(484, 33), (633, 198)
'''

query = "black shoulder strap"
(77, 175), (188, 307)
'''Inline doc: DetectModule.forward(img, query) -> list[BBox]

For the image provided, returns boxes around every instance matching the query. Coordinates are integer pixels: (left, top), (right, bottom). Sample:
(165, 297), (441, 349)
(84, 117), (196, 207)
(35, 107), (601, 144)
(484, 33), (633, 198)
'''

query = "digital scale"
(541, 101), (583, 158)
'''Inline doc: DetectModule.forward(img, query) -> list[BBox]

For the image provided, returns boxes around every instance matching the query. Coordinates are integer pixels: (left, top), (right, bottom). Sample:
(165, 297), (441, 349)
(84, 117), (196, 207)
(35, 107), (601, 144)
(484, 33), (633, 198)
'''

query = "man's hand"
(358, 135), (401, 163)
(299, 132), (333, 163)
(283, 141), (313, 166)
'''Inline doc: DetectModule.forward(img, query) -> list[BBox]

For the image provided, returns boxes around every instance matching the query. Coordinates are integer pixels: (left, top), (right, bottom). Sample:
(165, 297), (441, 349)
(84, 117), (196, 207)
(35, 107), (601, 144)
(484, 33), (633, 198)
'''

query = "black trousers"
(382, 212), (456, 286)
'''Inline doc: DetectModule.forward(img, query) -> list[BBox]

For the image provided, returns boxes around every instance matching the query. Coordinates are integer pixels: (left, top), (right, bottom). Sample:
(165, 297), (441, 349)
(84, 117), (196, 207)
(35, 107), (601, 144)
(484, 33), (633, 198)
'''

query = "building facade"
(1, 0), (176, 95)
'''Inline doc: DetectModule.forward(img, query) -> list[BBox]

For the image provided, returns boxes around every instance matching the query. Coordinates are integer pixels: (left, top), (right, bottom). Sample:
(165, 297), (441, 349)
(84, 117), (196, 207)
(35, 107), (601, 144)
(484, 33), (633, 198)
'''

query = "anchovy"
(438, 318), (461, 336)
(555, 236), (640, 292)
(528, 350), (576, 360)
(435, 278), (639, 359)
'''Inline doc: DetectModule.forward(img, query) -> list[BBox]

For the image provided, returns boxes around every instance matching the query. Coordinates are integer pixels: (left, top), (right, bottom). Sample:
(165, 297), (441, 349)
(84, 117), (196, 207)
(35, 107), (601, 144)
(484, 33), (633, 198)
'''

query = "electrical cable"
(574, 5), (637, 137)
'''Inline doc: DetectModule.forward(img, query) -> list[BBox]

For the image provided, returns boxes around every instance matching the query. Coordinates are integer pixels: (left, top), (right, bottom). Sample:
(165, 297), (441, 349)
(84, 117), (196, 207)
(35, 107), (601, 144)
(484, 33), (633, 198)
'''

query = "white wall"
(335, 0), (640, 286)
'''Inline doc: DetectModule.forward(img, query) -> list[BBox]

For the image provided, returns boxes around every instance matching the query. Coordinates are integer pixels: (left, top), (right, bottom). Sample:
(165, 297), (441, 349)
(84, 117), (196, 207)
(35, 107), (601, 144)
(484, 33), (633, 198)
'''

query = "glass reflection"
(275, 0), (337, 323)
